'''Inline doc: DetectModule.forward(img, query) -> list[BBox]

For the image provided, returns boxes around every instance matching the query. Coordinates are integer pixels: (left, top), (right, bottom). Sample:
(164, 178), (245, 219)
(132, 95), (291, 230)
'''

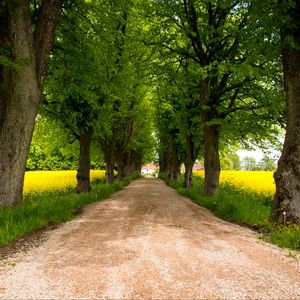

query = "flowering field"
(24, 170), (106, 194)
(193, 170), (275, 195)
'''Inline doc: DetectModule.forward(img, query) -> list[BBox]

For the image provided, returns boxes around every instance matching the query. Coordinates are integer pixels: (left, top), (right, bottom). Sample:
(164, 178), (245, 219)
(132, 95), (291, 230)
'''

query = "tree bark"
(159, 150), (169, 175)
(159, 142), (182, 180)
(0, 0), (61, 206)
(117, 162), (134, 180)
(183, 111), (195, 188)
(184, 134), (200, 188)
(75, 129), (93, 193)
(0, 2), (39, 206)
(116, 152), (127, 180)
(100, 139), (115, 184)
(104, 152), (115, 184)
(184, 161), (193, 188)
(134, 163), (142, 174)
(105, 160), (115, 184)
(170, 161), (182, 181)
(34, 0), (62, 87)
(117, 161), (126, 180)
(203, 125), (221, 196)
(117, 149), (139, 180)
(272, 0), (300, 224)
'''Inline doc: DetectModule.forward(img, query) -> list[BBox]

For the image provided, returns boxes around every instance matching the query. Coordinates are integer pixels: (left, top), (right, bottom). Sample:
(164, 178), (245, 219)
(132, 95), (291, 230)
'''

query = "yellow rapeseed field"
(24, 170), (106, 194)
(194, 170), (275, 195)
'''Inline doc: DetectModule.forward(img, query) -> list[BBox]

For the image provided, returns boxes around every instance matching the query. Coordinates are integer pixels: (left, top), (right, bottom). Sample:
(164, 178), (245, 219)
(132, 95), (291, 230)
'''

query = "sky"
(237, 148), (281, 162)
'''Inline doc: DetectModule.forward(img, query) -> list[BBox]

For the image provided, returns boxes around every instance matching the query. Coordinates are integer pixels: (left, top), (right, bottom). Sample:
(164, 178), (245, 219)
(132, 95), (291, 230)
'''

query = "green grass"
(160, 174), (300, 251)
(0, 173), (141, 245)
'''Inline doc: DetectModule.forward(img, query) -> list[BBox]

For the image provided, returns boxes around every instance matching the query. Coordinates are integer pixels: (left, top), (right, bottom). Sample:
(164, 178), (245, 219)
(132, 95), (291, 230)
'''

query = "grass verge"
(0, 173), (141, 246)
(160, 174), (300, 251)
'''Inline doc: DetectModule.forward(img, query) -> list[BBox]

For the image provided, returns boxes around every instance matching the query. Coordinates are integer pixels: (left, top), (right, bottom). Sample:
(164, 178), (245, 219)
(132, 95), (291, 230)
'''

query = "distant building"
(192, 163), (203, 171)
(141, 163), (158, 174)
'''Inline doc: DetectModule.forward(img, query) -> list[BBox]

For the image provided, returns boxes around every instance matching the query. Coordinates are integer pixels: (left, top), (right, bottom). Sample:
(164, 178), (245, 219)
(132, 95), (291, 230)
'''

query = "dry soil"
(0, 178), (299, 299)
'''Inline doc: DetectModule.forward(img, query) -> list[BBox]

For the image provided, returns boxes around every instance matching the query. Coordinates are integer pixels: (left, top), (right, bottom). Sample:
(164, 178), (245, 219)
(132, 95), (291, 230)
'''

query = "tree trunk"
(184, 134), (200, 188)
(105, 160), (115, 184)
(159, 155), (167, 175)
(203, 125), (221, 196)
(75, 129), (93, 193)
(0, 3), (40, 206)
(272, 0), (300, 224)
(184, 161), (193, 188)
(0, 1), (61, 207)
(171, 161), (181, 181)
(117, 150), (137, 180)
(159, 148), (170, 175)
(134, 163), (142, 174)
(100, 139), (115, 184)
(117, 161), (125, 180)
(117, 162), (135, 180)
(116, 151), (127, 180)
(159, 142), (183, 180)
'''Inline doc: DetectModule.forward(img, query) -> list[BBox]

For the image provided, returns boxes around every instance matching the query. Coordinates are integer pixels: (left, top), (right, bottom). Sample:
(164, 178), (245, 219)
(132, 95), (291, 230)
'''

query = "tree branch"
(34, 0), (62, 88)
(223, 103), (271, 117)
(183, 0), (207, 65)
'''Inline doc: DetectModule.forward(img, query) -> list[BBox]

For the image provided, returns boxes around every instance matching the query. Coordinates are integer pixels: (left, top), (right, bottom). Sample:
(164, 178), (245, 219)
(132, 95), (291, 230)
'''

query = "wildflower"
(24, 170), (106, 194)
(193, 170), (275, 195)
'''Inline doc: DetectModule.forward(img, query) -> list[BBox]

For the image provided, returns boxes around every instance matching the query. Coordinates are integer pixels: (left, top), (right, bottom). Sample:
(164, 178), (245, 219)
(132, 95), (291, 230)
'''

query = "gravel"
(0, 178), (299, 299)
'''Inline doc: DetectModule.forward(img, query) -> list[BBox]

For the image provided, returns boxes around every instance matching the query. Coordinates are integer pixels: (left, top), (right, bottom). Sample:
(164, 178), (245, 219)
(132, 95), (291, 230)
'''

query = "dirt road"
(0, 178), (299, 299)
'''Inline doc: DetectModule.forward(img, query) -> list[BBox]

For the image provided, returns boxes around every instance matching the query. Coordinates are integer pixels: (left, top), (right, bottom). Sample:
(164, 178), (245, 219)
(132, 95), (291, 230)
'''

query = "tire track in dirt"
(0, 178), (299, 299)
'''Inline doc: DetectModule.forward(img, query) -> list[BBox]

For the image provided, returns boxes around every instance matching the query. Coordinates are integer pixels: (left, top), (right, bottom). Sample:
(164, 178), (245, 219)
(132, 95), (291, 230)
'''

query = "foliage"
(26, 117), (78, 170)
(259, 155), (277, 171)
(161, 174), (300, 250)
(241, 155), (277, 171)
(220, 151), (241, 170)
(26, 116), (104, 170)
(145, 0), (285, 134)
(42, 0), (155, 175)
(0, 172), (141, 245)
(260, 222), (300, 250)
(94, 0), (156, 172)
(242, 156), (258, 171)
(43, 1), (108, 139)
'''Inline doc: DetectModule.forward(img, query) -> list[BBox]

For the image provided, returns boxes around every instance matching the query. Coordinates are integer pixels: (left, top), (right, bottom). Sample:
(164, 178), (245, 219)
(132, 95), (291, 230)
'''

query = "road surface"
(0, 178), (299, 299)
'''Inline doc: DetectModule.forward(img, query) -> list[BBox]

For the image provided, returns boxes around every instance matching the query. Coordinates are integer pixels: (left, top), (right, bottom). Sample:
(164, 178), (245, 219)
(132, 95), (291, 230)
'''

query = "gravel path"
(0, 178), (299, 299)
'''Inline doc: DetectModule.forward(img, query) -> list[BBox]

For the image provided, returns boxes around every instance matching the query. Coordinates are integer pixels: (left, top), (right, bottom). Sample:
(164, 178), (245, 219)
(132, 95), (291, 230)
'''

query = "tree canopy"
(2, 0), (299, 224)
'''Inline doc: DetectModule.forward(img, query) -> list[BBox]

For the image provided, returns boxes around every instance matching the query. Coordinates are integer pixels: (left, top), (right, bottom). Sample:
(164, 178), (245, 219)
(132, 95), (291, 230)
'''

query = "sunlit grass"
(0, 173), (140, 245)
(160, 173), (300, 250)
(194, 170), (275, 195)
(24, 170), (106, 194)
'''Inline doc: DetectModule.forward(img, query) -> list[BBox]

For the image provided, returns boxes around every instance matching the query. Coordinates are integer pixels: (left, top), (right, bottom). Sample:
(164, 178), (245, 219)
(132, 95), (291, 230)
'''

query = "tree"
(144, 0), (284, 196)
(27, 116), (80, 171)
(44, 0), (106, 192)
(93, 0), (155, 183)
(180, 61), (202, 187)
(273, 0), (300, 224)
(44, 0), (154, 186)
(259, 155), (277, 171)
(220, 151), (241, 170)
(0, 0), (61, 206)
(155, 84), (185, 181)
(242, 156), (257, 171)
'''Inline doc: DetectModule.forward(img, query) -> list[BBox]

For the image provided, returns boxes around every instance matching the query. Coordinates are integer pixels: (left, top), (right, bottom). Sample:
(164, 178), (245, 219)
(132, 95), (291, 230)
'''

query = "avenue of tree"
(0, 0), (299, 224)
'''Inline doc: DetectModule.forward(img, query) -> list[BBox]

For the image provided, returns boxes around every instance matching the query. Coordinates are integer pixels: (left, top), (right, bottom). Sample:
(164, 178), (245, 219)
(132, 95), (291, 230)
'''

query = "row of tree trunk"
(0, 0), (299, 225)
(74, 129), (142, 193)
(159, 133), (201, 188)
